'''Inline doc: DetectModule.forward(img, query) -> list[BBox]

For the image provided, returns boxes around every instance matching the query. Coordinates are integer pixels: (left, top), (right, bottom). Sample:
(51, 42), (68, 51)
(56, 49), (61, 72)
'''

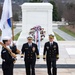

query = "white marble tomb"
(17, 3), (53, 49)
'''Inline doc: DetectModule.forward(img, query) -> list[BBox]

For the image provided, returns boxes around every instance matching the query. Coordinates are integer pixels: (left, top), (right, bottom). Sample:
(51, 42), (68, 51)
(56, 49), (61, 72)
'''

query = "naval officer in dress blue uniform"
(43, 34), (59, 75)
(21, 36), (40, 75)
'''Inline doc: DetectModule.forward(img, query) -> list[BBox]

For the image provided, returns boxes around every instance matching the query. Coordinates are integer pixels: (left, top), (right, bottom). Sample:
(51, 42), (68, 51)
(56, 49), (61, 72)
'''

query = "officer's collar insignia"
(32, 47), (35, 52)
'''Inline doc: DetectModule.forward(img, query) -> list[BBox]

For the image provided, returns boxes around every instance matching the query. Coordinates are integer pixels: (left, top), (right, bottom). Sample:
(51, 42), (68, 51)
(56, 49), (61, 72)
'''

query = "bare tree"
(63, 3), (75, 28)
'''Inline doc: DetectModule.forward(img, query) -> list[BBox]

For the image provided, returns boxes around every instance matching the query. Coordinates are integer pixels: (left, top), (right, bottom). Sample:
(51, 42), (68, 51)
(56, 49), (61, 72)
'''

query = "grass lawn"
(59, 26), (75, 37)
(54, 32), (65, 41)
(14, 32), (21, 40)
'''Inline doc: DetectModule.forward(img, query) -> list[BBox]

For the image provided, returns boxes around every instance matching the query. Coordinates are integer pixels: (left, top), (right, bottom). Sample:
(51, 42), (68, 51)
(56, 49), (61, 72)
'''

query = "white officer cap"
(27, 35), (33, 40)
(2, 36), (11, 40)
(49, 34), (54, 38)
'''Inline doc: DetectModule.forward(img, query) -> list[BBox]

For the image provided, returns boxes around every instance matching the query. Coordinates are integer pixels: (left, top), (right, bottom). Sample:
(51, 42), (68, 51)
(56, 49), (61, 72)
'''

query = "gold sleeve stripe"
(43, 55), (46, 58)
(37, 55), (40, 58)
(21, 54), (24, 56)
(57, 55), (59, 58)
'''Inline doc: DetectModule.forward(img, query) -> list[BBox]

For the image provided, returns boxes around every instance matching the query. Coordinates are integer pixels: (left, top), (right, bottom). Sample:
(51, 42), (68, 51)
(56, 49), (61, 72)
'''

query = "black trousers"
(2, 62), (14, 75)
(46, 59), (57, 75)
(25, 60), (36, 75)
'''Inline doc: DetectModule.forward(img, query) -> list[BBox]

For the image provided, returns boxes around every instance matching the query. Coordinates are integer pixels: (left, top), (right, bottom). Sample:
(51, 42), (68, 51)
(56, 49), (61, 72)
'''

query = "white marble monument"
(17, 3), (53, 49)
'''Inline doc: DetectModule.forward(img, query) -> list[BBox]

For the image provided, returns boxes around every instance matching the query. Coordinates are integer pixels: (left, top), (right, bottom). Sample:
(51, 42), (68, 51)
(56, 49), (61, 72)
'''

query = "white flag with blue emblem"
(0, 0), (12, 39)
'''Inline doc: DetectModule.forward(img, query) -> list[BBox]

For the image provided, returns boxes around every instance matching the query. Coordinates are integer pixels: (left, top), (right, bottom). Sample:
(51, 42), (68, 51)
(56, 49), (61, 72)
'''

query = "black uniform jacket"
(21, 43), (39, 61)
(1, 48), (15, 68)
(43, 41), (59, 60)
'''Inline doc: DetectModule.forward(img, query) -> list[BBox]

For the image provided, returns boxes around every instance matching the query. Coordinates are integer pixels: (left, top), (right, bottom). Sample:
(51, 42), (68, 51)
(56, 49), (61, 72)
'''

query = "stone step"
(0, 64), (75, 68)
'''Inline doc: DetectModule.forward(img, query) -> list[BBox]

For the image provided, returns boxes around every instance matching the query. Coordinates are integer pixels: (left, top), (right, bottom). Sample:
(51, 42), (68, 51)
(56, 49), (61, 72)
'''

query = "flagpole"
(11, 16), (20, 54)
(11, 18), (14, 41)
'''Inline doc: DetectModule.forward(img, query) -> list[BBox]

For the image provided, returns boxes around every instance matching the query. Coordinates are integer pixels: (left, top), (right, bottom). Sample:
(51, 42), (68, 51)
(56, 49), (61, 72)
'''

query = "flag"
(0, 0), (12, 39)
